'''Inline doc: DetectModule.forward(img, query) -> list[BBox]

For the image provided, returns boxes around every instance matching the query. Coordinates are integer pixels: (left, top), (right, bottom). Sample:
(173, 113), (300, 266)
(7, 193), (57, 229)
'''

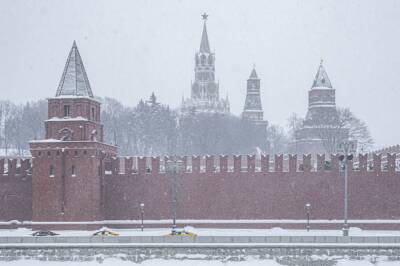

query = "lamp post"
(172, 199), (177, 232)
(140, 203), (145, 232)
(305, 203), (311, 232)
(166, 157), (183, 234)
(338, 141), (355, 237)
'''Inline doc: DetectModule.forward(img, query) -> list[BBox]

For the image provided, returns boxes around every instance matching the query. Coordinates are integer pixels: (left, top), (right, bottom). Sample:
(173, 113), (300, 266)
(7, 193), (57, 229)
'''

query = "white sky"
(0, 0), (399, 149)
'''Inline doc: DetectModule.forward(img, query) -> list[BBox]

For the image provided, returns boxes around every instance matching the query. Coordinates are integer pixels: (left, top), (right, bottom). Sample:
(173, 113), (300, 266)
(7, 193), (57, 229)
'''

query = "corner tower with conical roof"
(242, 66), (266, 125)
(29, 42), (117, 228)
(181, 13), (230, 114)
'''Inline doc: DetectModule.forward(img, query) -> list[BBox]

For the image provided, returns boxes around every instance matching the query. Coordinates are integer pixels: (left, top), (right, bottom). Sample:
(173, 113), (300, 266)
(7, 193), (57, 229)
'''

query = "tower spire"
(55, 41), (94, 98)
(249, 64), (259, 79)
(312, 59), (332, 88)
(183, 13), (229, 114)
(200, 13), (210, 53)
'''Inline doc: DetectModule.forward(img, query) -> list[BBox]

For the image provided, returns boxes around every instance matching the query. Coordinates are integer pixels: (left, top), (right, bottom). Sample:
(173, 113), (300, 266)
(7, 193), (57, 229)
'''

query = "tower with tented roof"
(290, 60), (349, 156)
(242, 66), (267, 126)
(29, 41), (117, 228)
(181, 13), (230, 114)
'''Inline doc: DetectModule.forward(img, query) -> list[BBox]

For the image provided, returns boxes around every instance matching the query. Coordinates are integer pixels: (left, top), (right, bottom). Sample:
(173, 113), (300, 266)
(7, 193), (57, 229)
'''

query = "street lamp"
(140, 203), (145, 232)
(305, 203), (311, 232)
(338, 141), (355, 237)
(166, 157), (183, 234)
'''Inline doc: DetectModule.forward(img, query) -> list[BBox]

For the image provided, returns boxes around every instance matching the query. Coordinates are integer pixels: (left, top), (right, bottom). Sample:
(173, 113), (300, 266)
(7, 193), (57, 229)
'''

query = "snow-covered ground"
(0, 258), (399, 266)
(1, 227), (400, 237)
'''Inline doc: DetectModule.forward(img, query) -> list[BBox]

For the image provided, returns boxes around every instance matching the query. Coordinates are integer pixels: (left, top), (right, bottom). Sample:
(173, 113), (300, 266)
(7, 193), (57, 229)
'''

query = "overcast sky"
(0, 0), (399, 149)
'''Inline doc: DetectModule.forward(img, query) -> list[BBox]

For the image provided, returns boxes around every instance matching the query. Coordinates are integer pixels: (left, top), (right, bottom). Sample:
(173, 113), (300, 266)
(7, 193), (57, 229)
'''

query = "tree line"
(0, 95), (286, 156)
(0, 93), (372, 156)
(101, 94), (286, 156)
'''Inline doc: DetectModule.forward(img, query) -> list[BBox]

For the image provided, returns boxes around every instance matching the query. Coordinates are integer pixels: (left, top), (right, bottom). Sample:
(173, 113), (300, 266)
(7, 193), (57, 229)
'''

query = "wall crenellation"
(105, 153), (399, 176)
(0, 153), (397, 178)
(0, 158), (32, 178)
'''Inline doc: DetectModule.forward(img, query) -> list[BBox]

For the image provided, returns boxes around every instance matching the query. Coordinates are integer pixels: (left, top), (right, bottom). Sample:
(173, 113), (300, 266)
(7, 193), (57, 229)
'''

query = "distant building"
(242, 66), (267, 126)
(181, 14), (230, 114)
(289, 60), (349, 155)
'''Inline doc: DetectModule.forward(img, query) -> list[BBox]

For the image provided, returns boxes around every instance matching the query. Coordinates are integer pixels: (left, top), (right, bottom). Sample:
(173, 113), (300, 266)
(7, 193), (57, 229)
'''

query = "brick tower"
(29, 41), (117, 227)
(242, 66), (267, 126)
(181, 13), (230, 114)
(290, 60), (349, 155)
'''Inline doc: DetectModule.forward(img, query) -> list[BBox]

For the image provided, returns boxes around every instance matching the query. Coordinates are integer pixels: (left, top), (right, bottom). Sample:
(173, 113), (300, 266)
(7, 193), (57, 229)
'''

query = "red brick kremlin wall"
(0, 153), (399, 229)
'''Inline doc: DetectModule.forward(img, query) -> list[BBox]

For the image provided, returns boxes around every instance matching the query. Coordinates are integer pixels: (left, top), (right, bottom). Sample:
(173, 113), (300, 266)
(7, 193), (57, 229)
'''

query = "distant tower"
(242, 66), (266, 125)
(181, 13), (230, 114)
(29, 41), (117, 227)
(290, 60), (349, 155)
(304, 60), (337, 125)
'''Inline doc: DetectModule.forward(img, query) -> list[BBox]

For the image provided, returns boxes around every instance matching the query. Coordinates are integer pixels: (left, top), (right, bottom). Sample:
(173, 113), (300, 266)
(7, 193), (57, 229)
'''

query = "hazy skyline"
(0, 0), (399, 149)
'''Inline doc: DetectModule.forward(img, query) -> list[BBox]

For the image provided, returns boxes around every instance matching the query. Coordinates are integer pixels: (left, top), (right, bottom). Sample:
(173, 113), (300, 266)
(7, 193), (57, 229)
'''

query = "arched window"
(208, 55), (213, 65)
(91, 107), (95, 121)
(49, 165), (55, 177)
(201, 54), (206, 65)
(63, 105), (71, 117)
(71, 165), (76, 176)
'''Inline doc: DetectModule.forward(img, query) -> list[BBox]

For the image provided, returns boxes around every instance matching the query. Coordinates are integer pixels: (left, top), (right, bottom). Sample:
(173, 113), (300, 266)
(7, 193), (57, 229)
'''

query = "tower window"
(91, 107), (95, 120)
(71, 165), (76, 176)
(64, 105), (71, 117)
(201, 55), (206, 64)
(49, 165), (55, 177)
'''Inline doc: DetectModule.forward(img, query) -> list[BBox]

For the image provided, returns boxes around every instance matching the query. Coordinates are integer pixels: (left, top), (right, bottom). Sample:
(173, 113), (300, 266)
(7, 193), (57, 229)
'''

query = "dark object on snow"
(32, 230), (59, 236)
(93, 230), (119, 236)
(166, 228), (197, 237)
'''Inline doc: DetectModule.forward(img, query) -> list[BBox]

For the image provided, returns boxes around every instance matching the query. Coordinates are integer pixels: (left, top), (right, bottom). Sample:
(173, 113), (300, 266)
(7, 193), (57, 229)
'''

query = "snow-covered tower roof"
(311, 60), (332, 89)
(55, 41), (94, 98)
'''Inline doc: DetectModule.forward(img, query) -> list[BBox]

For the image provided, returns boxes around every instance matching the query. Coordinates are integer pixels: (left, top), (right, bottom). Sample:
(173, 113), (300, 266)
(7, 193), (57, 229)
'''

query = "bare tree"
(287, 113), (304, 141)
(314, 108), (373, 154)
(266, 124), (288, 154)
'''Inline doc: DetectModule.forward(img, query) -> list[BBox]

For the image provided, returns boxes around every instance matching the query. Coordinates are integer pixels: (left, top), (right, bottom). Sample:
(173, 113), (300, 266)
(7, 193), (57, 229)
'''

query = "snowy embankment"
(2, 227), (400, 237)
(0, 259), (396, 266)
(1, 228), (400, 265)
(0, 257), (399, 266)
